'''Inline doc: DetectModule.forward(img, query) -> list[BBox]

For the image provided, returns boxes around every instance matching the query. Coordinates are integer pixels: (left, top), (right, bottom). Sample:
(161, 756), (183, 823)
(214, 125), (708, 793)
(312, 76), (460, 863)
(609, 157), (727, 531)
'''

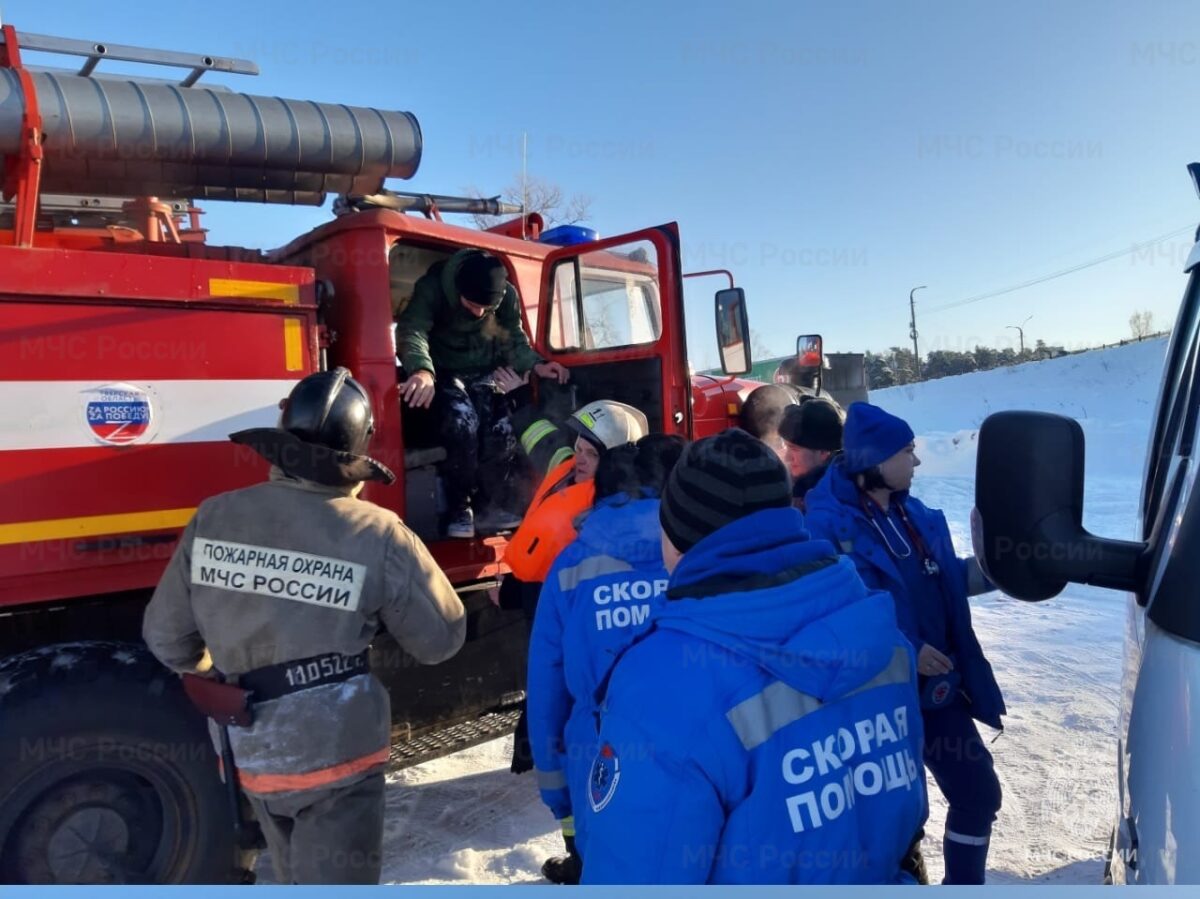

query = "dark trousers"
(434, 375), (518, 516)
(922, 702), (1002, 884)
(248, 772), (386, 884)
(501, 574), (544, 775)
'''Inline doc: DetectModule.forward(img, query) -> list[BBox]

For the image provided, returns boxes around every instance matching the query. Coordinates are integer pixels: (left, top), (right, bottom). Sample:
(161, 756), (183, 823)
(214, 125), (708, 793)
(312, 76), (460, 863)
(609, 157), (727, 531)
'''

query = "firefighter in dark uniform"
(143, 368), (466, 885)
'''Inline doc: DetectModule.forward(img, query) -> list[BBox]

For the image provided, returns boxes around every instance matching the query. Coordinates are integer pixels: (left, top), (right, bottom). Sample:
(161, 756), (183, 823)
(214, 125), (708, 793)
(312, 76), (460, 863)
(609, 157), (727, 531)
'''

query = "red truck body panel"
(0, 245), (319, 605)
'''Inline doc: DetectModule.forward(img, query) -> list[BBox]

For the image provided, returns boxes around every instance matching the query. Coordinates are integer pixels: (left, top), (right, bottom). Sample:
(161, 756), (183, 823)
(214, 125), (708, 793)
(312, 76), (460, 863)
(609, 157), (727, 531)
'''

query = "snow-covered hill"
(874, 337), (1168, 481)
(304, 337), (1170, 886)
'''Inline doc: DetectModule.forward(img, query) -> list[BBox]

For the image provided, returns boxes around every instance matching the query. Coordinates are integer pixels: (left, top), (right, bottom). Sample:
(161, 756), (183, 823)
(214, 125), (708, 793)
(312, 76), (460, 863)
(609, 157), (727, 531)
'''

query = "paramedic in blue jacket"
(528, 434), (686, 884)
(804, 402), (1004, 885)
(583, 429), (927, 885)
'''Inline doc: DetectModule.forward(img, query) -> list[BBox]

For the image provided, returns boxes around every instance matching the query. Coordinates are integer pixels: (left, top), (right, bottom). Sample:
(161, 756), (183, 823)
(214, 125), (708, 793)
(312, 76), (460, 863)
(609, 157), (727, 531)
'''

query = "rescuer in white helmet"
(499, 401), (649, 835)
(504, 399), (650, 585)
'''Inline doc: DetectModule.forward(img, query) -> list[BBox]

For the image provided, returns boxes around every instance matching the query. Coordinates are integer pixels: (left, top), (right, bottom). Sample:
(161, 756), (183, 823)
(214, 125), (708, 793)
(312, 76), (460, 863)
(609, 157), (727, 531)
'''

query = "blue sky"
(13, 1), (1200, 368)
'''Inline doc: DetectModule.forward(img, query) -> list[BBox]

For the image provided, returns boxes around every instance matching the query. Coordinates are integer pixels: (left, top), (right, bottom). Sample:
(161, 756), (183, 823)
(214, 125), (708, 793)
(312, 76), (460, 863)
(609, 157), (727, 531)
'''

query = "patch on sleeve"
(588, 742), (621, 813)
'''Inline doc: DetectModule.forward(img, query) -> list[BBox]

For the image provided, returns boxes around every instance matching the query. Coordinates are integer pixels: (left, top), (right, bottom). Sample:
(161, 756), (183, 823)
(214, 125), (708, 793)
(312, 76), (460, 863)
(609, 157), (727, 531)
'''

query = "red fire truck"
(0, 25), (760, 883)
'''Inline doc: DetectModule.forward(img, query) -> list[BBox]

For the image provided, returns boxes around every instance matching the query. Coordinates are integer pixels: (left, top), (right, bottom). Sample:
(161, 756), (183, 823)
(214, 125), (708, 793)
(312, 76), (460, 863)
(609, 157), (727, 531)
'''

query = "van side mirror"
(715, 287), (751, 376)
(975, 411), (1146, 600)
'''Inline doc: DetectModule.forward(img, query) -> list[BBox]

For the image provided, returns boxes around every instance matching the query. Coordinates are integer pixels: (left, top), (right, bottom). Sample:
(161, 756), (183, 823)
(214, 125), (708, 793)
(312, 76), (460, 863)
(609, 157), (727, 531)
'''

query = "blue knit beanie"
(842, 402), (915, 473)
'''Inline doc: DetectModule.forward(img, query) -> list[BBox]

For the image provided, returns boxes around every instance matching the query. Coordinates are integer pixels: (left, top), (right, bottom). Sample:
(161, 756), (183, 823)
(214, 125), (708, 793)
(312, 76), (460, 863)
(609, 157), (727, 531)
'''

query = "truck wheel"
(0, 642), (255, 884)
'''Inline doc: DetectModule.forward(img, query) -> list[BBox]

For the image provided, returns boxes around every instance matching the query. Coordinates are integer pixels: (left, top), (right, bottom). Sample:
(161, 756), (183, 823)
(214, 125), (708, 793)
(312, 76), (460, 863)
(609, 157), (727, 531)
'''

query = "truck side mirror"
(793, 333), (825, 394)
(796, 334), (824, 369)
(715, 287), (751, 376)
(975, 411), (1146, 600)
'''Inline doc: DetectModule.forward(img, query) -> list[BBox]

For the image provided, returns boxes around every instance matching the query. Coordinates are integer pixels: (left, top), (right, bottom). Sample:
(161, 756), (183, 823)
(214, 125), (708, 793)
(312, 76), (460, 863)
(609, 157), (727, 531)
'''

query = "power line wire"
(925, 223), (1196, 315)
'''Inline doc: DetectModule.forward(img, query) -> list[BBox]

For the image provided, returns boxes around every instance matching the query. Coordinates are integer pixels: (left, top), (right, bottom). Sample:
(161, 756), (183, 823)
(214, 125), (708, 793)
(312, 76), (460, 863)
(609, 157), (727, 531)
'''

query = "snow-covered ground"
(359, 337), (1171, 885)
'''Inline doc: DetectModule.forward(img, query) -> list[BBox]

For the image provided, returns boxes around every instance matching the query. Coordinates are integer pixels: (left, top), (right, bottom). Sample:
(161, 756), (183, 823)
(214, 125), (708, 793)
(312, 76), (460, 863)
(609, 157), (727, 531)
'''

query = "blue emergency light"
(540, 225), (599, 247)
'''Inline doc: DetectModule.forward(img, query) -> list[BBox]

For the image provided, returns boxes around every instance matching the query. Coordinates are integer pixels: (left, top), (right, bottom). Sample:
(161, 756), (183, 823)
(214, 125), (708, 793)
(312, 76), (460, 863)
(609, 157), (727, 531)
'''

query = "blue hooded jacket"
(582, 507), (927, 884)
(803, 457), (1005, 730)
(527, 495), (669, 846)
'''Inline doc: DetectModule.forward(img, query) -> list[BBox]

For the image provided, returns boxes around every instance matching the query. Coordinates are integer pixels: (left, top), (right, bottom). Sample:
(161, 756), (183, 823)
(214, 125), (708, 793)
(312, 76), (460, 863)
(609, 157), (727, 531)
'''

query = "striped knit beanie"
(659, 428), (793, 554)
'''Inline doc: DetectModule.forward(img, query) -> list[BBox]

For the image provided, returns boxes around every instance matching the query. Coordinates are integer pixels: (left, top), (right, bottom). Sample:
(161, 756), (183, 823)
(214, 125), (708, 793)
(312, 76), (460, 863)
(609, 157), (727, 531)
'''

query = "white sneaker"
(447, 508), (475, 539)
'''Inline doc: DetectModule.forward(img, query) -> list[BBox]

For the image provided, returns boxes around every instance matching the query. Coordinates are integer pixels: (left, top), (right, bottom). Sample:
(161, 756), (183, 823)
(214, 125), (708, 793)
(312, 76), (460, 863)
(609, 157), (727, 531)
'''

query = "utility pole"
(1007, 314), (1033, 355)
(909, 286), (926, 381)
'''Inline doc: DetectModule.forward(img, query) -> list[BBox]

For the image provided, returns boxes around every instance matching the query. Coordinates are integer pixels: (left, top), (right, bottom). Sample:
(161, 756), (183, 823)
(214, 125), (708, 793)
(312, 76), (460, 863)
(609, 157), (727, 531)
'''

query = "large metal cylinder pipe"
(0, 70), (421, 203)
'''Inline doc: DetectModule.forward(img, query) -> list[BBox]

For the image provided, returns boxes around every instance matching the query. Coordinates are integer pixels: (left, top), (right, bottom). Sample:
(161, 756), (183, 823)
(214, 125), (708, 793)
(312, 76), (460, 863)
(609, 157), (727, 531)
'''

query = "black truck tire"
(0, 642), (256, 884)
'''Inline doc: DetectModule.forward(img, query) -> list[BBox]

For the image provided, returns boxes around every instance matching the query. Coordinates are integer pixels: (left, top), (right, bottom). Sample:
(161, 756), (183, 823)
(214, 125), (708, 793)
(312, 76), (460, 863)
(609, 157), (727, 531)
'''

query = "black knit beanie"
(659, 428), (792, 554)
(455, 252), (508, 308)
(780, 398), (844, 452)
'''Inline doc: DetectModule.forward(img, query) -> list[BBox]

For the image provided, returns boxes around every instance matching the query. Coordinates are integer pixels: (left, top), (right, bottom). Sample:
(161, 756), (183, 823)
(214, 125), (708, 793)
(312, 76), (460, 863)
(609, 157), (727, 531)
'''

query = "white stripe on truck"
(0, 380), (300, 451)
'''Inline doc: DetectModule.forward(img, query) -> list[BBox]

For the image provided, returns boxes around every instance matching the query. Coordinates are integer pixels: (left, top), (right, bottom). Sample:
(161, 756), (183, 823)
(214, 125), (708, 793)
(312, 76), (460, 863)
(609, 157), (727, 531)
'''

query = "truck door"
(535, 225), (690, 436)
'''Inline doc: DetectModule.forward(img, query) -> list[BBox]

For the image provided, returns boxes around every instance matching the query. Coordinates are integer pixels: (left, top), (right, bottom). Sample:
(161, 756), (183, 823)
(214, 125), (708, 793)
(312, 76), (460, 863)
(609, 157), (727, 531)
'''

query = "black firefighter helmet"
(230, 368), (395, 486)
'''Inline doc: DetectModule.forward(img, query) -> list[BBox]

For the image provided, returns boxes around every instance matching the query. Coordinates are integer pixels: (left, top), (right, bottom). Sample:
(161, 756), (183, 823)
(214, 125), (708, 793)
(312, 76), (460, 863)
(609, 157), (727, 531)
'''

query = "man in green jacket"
(397, 249), (569, 539)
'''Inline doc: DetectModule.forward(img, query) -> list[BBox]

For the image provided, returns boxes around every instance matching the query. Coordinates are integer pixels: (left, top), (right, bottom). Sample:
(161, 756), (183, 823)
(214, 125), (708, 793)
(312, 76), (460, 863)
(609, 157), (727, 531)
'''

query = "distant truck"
(714, 335), (868, 408)
(820, 352), (870, 406)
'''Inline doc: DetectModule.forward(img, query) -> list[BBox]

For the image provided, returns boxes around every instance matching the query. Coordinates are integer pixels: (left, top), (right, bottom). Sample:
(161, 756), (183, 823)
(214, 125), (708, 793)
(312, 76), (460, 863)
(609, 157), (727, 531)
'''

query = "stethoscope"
(861, 494), (941, 577)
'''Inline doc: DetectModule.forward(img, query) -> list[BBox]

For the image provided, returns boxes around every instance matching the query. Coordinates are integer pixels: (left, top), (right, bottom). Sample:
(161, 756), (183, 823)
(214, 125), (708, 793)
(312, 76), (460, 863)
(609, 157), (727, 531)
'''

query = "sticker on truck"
(82, 383), (158, 446)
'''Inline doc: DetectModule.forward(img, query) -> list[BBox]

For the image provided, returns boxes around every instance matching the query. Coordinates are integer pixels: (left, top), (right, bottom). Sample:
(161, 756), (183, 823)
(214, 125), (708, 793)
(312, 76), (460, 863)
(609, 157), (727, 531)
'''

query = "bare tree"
(750, 329), (773, 363)
(1129, 309), (1155, 340)
(588, 294), (622, 348)
(466, 174), (593, 229)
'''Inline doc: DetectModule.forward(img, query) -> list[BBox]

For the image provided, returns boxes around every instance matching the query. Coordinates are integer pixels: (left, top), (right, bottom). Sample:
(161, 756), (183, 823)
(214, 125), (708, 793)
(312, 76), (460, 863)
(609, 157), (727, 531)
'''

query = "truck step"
(388, 707), (522, 770)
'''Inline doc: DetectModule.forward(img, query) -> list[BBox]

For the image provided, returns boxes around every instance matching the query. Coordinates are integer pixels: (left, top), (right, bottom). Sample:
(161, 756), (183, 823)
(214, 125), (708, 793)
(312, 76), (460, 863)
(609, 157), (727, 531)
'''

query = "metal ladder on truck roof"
(2, 27), (258, 86)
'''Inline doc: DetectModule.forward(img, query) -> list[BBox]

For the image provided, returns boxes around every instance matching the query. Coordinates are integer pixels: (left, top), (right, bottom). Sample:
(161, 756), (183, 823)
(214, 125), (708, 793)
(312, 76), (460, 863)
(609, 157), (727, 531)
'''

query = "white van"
(973, 196), (1200, 884)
